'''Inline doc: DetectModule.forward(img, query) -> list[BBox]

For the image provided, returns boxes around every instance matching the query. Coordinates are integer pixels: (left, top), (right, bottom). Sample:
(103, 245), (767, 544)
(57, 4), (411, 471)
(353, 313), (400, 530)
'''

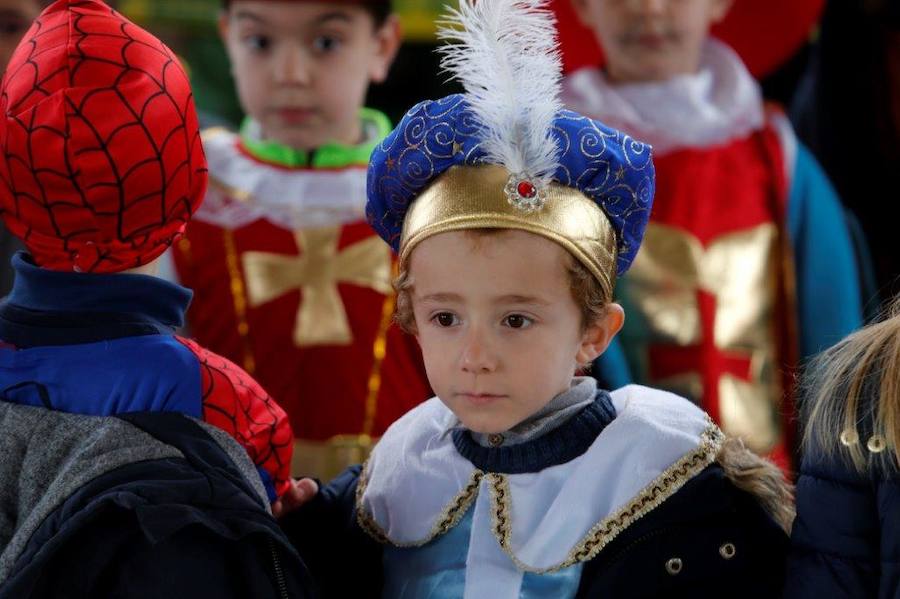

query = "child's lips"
(275, 107), (315, 125)
(635, 33), (668, 50)
(457, 392), (506, 406)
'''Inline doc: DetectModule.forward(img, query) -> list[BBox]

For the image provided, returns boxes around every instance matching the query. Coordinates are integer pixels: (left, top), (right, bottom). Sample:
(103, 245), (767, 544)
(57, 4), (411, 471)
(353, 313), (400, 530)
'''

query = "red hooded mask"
(0, 0), (207, 273)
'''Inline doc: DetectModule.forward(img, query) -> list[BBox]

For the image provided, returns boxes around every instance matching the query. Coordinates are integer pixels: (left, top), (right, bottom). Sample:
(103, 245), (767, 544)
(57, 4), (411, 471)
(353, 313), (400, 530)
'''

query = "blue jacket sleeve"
(280, 465), (384, 597)
(784, 441), (900, 598)
(787, 144), (863, 359)
(784, 450), (879, 598)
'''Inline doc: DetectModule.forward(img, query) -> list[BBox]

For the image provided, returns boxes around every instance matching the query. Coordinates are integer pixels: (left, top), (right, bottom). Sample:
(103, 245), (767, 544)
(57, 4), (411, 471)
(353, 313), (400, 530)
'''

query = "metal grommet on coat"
(719, 542), (736, 560)
(665, 558), (683, 575)
(867, 434), (887, 453)
(840, 429), (859, 446)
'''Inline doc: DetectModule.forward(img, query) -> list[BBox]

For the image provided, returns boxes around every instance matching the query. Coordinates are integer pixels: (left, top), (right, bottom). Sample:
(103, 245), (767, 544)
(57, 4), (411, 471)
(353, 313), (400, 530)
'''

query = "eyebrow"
(233, 10), (354, 28)
(418, 293), (551, 306)
(313, 12), (355, 25)
(495, 295), (552, 306)
(233, 11), (267, 24)
(419, 293), (462, 303)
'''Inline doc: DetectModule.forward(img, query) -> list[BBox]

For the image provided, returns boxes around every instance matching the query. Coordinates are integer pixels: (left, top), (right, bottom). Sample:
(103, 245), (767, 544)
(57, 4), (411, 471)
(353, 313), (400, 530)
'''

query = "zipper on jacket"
(267, 537), (289, 599)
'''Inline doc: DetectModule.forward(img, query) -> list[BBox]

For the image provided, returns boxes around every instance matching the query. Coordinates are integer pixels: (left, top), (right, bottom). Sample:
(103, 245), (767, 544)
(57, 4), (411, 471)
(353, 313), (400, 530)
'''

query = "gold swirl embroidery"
(488, 422), (725, 573)
(356, 461), (484, 547)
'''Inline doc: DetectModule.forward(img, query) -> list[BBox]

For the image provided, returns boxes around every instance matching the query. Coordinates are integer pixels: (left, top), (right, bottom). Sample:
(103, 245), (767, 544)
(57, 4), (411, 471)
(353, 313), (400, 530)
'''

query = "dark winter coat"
(0, 403), (315, 599)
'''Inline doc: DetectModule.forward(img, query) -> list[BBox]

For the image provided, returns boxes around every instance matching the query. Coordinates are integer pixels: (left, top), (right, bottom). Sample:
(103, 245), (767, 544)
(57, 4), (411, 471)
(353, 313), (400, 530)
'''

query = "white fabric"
(465, 487), (525, 599)
(562, 39), (764, 156)
(363, 399), (477, 543)
(768, 110), (799, 185)
(193, 128), (369, 230)
(360, 385), (715, 575)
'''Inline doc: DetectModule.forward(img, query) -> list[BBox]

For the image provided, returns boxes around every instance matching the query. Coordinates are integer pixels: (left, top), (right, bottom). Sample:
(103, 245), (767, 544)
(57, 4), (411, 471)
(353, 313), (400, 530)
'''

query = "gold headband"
(400, 165), (618, 297)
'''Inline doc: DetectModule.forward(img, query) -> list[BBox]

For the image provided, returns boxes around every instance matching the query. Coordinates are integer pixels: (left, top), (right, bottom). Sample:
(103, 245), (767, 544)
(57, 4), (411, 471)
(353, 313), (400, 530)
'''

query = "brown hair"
(802, 297), (900, 472)
(394, 229), (613, 335)
(220, 1), (392, 27)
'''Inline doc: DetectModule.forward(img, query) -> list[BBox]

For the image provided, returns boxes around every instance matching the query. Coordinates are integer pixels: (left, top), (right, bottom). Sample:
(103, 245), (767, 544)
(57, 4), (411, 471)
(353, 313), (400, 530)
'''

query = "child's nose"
(273, 46), (311, 85)
(460, 328), (498, 374)
(629, 0), (666, 16)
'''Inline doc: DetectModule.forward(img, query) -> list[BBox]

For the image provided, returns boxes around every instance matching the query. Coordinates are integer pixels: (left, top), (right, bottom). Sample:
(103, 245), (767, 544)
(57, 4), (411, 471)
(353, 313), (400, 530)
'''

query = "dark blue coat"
(785, 445), (900, 598)
(0, 406), (315, 599)
(285, 452), (790, 597)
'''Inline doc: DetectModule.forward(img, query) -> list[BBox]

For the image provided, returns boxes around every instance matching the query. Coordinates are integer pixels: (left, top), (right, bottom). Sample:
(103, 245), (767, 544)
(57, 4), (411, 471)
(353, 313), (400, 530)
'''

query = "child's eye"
(431, 312), (459, 327)
(242, 34), (271, 52)
(0, 15), (29, 37)
(311, 35), (342, 53)
(503, 314), (533, 329)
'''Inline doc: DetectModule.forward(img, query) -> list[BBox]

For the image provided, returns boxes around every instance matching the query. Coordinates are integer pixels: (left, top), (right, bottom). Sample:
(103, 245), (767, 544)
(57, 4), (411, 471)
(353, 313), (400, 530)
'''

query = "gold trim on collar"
(489, 422), (725, 573)
(354, 420), (725, 569)
(356, 461), (484, 547)
(399, 165), (618, 298)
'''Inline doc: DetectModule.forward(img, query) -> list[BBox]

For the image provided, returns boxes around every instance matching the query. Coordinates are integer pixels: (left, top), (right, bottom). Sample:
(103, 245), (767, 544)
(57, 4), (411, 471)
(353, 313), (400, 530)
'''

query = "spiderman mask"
(0, 0), (208, 273)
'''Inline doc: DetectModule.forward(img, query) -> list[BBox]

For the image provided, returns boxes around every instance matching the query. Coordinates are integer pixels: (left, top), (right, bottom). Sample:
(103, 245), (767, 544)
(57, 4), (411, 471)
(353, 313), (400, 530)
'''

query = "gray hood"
(0, 402), (268, 585)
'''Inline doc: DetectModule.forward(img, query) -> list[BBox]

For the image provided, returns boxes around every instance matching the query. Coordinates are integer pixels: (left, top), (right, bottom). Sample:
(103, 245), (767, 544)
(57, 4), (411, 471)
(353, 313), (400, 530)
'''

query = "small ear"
(710, 0), (734, 24)
(217, 11), (231, 54)
(369, 15), (403, 83)
(568, 0), (595, 28)
(575, 303), (624, 365)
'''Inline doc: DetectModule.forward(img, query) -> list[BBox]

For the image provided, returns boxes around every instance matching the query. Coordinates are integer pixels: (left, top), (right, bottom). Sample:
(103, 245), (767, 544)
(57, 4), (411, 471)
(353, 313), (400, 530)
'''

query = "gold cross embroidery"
(624, 222), (782, 453)
(241, 227), (393, 347)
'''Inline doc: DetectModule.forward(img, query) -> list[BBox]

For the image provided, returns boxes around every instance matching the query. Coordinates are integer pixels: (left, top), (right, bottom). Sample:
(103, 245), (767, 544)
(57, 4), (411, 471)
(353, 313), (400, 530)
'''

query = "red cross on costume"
(648, 290), (754, 425)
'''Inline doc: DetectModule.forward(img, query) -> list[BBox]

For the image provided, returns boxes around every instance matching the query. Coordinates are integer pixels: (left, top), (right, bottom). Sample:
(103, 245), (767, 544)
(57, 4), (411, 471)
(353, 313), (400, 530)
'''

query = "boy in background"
(563, 0), (863, 469)
(172, 0), (432, 480)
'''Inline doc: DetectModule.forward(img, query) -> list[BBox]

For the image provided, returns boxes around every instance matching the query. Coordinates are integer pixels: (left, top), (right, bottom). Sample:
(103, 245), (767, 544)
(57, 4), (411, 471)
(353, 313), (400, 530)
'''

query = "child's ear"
(576, 303), (624, 365)
(568, 0), (595, 28)
(368, 15), (402, 83)
(710, 0), (734, 23)
(217, 11), (232, 55)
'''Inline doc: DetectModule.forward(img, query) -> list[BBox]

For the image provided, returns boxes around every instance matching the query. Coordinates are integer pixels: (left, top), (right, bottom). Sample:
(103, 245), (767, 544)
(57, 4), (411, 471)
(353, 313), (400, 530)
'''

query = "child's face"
(408, 230), (623, 434)
(572, 0), (732, 83)
(219, 2), (400, 149)
(0, 0), (42, 75)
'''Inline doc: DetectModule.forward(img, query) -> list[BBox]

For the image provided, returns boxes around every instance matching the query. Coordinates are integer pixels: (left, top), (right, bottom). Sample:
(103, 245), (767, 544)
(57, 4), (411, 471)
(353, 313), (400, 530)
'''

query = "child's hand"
(272, 477), (319, 519)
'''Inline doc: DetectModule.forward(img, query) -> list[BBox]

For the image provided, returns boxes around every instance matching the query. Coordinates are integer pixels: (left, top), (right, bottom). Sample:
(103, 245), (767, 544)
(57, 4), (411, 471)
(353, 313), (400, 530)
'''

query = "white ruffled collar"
(193, 128), (369, 230)
(356, 385), (723, 572)
(562, 39), (764, 156)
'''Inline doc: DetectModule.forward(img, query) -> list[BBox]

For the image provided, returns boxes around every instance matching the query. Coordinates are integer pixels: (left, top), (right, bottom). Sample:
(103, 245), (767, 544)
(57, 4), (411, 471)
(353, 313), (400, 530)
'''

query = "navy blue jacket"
(785, 446), (900, 598)
(0, 406), (315, 599)
(283, 396), (790, 599)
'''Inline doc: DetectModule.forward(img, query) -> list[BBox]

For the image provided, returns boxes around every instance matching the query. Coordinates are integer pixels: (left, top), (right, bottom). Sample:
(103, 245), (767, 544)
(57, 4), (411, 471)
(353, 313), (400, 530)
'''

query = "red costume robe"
(174, 120), (431, 479)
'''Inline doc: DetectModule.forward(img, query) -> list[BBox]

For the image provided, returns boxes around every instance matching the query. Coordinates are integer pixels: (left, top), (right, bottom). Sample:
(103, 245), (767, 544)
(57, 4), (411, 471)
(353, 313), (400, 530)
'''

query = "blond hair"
(802, 297), (900, 472)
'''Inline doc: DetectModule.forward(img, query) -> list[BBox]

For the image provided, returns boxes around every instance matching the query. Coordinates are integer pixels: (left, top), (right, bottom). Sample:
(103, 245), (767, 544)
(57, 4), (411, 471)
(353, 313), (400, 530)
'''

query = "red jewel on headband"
(505, 173), (546, 213)
(517, 180), (537, 199)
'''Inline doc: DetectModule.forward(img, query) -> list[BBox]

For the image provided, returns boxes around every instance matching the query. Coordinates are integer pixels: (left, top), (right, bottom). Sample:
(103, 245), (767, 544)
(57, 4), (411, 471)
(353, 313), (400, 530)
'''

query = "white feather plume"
(437, 0), (563, 183)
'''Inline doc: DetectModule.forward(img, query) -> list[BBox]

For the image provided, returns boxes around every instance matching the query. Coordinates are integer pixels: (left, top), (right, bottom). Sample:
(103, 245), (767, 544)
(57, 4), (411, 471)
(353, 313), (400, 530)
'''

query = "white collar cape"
(357, 385), (723, 573)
